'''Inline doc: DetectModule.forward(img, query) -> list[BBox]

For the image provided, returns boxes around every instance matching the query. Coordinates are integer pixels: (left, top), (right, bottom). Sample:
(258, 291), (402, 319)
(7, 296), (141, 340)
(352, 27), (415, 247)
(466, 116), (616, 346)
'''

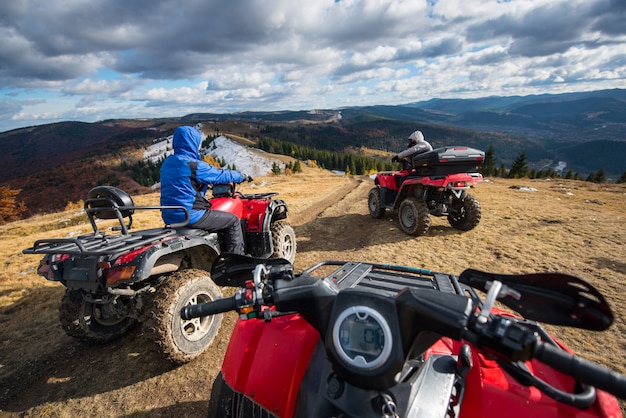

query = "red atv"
(368, 146), (484, 236)
(22, 182), (296, 364)
(183, 255), (625, 417)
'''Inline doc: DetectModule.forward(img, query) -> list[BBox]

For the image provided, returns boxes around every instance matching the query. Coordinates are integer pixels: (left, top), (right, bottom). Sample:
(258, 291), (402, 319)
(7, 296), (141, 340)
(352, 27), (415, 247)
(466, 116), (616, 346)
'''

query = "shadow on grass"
(294, 212), (466, 253)
(0, 290), (177, 412)
(594, 257), (626, 275)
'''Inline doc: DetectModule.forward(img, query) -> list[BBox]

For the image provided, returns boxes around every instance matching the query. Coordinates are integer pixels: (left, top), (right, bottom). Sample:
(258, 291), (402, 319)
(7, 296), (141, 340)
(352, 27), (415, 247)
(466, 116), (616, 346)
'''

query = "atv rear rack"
(23, 185), (191, 257)
(23, 228), (178, 257)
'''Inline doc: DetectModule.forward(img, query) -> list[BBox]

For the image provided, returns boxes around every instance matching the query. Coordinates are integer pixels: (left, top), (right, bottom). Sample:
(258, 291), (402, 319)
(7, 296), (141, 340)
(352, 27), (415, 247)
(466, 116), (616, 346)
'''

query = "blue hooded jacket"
(160, 126), (244, 225)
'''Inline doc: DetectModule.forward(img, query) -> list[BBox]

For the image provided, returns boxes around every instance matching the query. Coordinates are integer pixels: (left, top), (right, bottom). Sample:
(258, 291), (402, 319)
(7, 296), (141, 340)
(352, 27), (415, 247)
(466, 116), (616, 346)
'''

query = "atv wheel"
(144, 269), (223, 364)
(270, 220), (297, 263)
(368, 187), (386, 219)
(59, 289), (136, 343)
(398, 197), (430, 236)
(448, 194), (481, 231)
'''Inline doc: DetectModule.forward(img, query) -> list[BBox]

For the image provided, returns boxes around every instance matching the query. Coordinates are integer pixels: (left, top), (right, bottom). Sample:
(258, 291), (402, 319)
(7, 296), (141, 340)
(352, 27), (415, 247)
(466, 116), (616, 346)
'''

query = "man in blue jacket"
(160, 126), (248, 254)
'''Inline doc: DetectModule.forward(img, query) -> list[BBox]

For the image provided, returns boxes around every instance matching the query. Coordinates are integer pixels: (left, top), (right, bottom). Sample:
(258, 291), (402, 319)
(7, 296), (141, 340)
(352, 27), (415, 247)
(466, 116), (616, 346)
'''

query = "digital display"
(339, 315), (384, 360)
(332, 305), (393, 370)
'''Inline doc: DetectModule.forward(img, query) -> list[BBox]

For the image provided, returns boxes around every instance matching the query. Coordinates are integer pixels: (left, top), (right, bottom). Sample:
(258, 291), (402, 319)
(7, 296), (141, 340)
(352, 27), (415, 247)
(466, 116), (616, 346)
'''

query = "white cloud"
(0, 0), (625, 132)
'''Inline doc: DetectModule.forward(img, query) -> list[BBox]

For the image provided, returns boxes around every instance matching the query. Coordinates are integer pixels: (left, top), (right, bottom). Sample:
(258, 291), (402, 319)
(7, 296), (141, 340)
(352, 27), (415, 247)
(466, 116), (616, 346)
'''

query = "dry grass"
(1, 165), (625, 416)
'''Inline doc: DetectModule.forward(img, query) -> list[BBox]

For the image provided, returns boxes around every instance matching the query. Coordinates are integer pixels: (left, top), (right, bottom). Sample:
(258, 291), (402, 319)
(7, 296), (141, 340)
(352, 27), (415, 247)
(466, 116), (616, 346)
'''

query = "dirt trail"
(288, 176), (363, 227)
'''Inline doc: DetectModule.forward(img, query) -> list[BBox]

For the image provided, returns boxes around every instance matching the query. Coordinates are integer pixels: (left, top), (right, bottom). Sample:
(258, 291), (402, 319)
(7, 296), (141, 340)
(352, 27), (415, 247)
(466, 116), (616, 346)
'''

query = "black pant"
(191, 210), (244, 255)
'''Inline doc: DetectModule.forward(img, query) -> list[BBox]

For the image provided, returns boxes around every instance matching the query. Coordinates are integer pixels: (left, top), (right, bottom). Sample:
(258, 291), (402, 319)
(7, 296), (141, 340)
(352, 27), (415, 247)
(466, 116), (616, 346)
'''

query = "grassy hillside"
(0, 165), (625, 415)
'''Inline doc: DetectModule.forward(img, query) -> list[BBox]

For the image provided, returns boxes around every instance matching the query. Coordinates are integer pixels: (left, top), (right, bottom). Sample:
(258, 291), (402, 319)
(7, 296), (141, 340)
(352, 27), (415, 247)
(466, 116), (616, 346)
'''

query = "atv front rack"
(302, 261), (469, 296)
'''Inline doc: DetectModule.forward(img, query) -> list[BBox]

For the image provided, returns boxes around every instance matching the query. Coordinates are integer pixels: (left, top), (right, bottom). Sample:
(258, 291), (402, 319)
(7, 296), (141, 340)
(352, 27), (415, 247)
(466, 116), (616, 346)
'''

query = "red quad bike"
(22, 182), (296, 364)
(369, 146), (485, 236)
(182, 254), (626, 418)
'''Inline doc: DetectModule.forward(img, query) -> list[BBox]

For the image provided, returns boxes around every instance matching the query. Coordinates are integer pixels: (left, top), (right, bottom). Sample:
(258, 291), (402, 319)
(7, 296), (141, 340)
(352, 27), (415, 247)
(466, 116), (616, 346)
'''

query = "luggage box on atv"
(412, 146), (484, 176)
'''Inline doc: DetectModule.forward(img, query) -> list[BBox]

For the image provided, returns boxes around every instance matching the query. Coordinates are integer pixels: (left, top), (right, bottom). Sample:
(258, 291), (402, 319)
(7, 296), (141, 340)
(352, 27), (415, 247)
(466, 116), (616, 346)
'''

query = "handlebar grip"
(536, 343), (626, 399)
(180, 296), (237, 320)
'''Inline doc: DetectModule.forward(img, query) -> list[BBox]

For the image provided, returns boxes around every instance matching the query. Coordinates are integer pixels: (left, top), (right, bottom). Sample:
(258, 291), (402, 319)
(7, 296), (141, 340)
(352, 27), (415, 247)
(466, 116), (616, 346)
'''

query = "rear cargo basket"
(412, 146), (484, 176)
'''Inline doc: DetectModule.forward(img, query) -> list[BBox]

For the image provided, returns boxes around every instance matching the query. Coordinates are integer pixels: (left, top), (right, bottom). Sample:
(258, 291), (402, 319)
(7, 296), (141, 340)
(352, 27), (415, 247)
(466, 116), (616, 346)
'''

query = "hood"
(408, 130), (425, 143)
(172, 126), (202, 158)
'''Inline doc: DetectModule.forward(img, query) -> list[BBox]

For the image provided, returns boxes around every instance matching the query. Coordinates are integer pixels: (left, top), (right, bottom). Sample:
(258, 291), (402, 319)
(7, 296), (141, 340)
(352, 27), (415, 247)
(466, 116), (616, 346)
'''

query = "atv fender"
(393, 182), (424, 211)
(244, 199), (289, 258)
(106, 231), (221, 288)
(140, 232), (220, 278)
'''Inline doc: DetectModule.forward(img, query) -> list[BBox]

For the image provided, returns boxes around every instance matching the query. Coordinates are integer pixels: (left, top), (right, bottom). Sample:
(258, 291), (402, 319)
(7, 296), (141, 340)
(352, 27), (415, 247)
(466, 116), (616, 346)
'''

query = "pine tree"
(617, 170), (626, 183)
(497, 163), (507, 178)
(508, 152), (528, 179)
(479, 145), (497, 177)
(587, 168), (605, 183)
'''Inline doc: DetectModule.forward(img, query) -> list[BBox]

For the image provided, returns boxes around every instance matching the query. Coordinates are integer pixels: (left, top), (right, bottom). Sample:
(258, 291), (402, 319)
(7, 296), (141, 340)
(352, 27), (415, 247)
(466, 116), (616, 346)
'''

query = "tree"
(0, 185), (26, 224)
(586, 168), (606, 183)
(618, 170), (626, 183)
(479, 145), (497, 177)
(496, 163), (507, 178)
(508, 152), (528, 179)
(202, 155), (222, 168)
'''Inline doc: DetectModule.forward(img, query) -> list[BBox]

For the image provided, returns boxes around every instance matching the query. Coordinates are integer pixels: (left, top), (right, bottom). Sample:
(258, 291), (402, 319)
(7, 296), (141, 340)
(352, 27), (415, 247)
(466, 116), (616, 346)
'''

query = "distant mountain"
(405, 89), (626, 115)
(401, 89), (626, 144)
(1, 89), (625, 217)
(337, 89), (626, 177)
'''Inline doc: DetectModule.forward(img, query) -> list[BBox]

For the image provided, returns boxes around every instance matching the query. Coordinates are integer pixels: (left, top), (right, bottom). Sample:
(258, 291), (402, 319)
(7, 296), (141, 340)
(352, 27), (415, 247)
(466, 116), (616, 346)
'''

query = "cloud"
(0, 0), (625, 132)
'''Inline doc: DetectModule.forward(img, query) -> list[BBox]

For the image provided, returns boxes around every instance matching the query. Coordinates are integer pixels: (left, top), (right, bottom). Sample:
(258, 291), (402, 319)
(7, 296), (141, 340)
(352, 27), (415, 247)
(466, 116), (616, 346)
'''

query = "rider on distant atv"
(391, 130), (433, 170)
(160, 126), (251, 254)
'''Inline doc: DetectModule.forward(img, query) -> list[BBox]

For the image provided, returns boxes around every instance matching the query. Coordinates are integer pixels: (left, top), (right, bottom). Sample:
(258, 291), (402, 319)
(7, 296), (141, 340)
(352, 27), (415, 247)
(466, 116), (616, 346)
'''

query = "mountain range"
(1, 88), (625, 217)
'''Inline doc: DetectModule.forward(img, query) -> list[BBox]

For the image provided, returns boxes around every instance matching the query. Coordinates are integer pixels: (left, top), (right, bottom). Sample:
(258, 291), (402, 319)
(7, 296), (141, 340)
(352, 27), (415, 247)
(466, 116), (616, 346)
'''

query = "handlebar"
(466, 311), (626, 406)
(180, 295), (237, 320)
(535, 342), (626, 399)
(181, 263), (271, 321)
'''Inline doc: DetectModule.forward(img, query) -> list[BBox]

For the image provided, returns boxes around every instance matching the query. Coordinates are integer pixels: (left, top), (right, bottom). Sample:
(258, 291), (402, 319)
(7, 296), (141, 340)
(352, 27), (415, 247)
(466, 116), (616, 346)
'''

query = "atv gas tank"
(209, 197), (244, 218)
(220, 313), (319, 418)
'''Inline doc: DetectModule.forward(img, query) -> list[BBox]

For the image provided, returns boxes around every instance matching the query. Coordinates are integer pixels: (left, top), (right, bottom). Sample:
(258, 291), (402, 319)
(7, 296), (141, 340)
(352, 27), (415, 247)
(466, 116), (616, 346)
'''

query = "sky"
(1, 0), (625, 133)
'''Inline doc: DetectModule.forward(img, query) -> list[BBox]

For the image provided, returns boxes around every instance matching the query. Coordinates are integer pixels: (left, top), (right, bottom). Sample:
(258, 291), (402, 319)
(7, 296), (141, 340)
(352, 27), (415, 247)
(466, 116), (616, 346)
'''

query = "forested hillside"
(1, 89), (625, 220)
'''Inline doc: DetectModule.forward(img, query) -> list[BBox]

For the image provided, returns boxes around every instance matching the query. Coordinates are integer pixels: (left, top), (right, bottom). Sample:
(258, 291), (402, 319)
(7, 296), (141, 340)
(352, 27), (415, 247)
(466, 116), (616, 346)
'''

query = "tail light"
(102, 245), (154, 286)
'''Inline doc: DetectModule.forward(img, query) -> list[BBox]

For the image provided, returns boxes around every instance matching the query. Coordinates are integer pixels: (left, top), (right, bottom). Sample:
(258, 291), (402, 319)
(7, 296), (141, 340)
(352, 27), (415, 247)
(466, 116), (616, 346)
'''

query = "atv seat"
(174, 227), (211, 237)
(85, 186), (136, 234)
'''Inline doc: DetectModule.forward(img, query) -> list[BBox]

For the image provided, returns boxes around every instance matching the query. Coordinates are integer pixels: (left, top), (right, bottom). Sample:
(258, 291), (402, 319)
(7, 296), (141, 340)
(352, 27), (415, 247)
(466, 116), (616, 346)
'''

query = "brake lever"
(476, 280), (521, 325)
(469, 280), (535, 362)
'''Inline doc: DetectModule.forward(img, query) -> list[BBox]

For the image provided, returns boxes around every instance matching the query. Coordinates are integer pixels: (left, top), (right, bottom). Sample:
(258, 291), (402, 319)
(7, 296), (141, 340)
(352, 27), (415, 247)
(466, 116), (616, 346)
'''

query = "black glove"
(391, 156), (400, 163)
(242, 173), (254, 182)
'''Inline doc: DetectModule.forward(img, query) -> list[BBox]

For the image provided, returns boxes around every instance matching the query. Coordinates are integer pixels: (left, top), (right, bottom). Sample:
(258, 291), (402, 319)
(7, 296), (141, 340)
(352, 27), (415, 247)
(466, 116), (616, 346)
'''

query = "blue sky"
(1, 0), (625, 133)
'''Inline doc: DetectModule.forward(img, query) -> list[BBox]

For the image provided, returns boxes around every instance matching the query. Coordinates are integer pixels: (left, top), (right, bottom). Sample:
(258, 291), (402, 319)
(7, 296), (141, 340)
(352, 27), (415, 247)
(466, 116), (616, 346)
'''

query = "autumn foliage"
(0, 185), (26, 224)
